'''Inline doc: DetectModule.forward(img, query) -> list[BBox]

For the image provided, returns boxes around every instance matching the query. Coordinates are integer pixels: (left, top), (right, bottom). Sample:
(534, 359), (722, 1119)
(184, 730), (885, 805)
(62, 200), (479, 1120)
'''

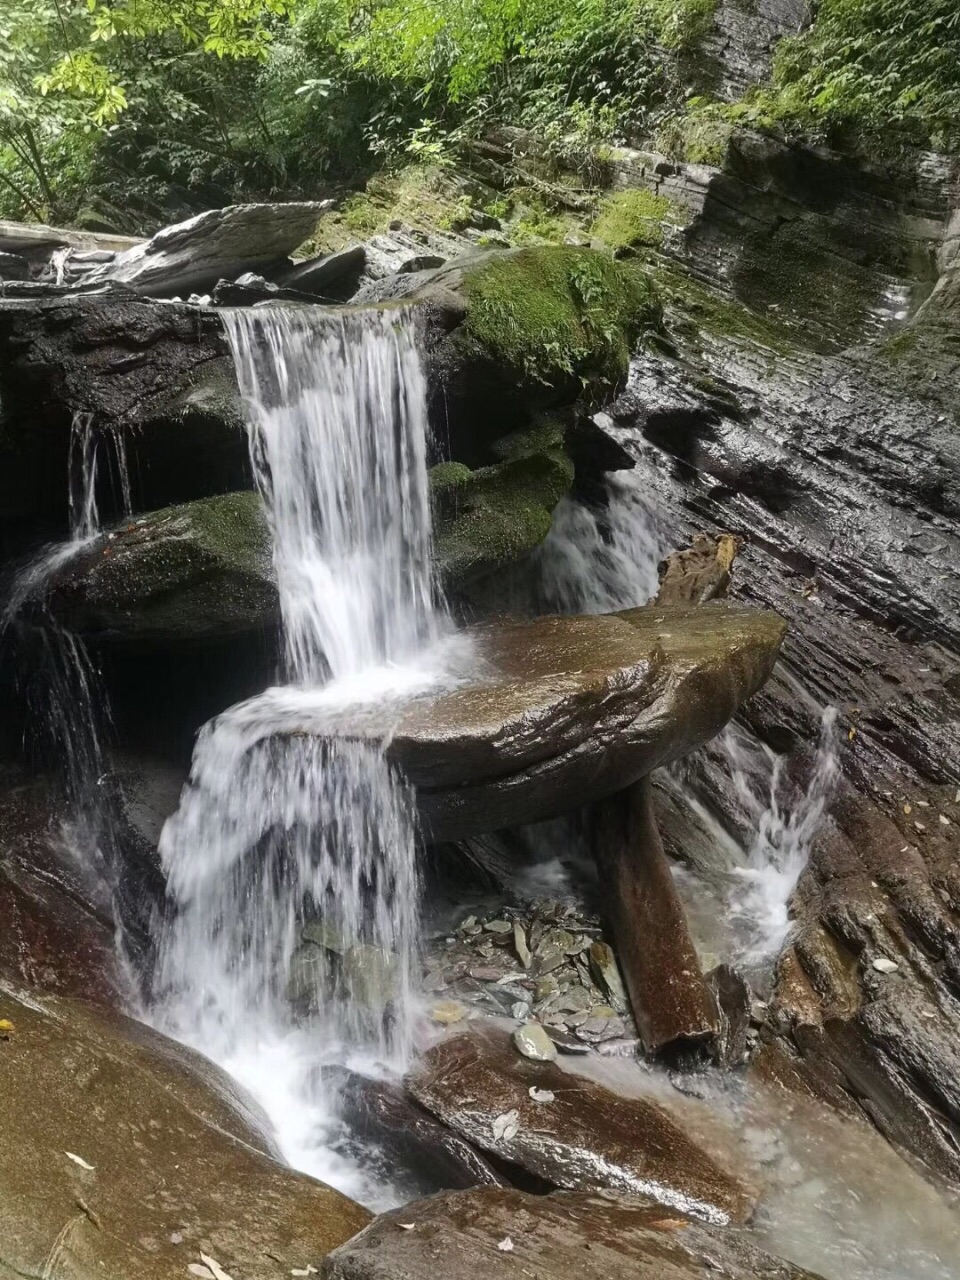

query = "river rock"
(276, 244), (367, 298)
(322, 1185), (825, 1280)
(589, 777), (720, 1057)
(406, 1026), (756, 1223)
(0, 986), (370, 1280)
(294, 604), (784, 841)
(45, 492), (276, 642)
(513, 1021), (557, 1061)
(85, 201), (332, 297)
(324, 1067), (504, 1192)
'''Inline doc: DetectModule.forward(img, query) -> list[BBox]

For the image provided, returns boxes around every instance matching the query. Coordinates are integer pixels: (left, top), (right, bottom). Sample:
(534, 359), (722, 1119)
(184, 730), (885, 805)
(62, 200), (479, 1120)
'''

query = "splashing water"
(529, 471), (664, 613)
(725, 707), (841, 959)
(153, 308), (448, 1200)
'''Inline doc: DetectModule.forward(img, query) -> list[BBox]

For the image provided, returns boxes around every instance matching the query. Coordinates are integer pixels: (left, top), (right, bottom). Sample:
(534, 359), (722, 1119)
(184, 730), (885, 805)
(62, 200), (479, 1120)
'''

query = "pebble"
(513, 1022), (558, 1062)
(535, 947), (565, 976)
(547, 1028), (592, 1055)
(431, 1000), (468, 1023)
(484, 920), (514, 934)
(469, 966), (502, 982)
(872, 957), (899, 974)
(511, 1001), (531, 1021)
(513, 921), (532, 969)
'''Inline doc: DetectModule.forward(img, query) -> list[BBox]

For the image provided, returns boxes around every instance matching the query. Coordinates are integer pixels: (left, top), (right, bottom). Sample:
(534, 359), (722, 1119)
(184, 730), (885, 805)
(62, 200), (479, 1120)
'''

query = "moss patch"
(432, 441), (574, 589)
(591, 189), (683, 251)
(460, 246), (660, 399)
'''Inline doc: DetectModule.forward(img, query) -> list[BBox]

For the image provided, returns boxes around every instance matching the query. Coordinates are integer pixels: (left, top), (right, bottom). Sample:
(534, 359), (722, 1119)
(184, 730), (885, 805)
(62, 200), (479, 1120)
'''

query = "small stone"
(484, 920), (514, 934)
(872, 957), (899, 974)
(491, 1109), (520, 1142)
(513, 921), (532, 969)
(588, 942), (628, 1014)
(565, 1009), (590, 1028)
(534, 976), (559, 1002)
(513, 1022), (558, 1062)
(940, 814), (952, 826)
(555, 986), (592, 1014)
(548, 1028), (592, 1055)
(469, 966), (502, 982)
(903, 803), (912, 815)
(535, 947), (565, 976)
(528, 1086), (555, 1102)
(915, 821), (927, 832)
(511, 1001), (531, 1021)
(431, 1000), (468, 1023)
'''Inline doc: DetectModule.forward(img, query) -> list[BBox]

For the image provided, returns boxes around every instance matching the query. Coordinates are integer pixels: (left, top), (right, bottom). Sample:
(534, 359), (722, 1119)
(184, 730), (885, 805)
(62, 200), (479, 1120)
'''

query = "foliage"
(0, 0), (718, 226)
(591, 188), (681, 250)
(461, 246), (659, 391)
(769, 0), (960, 149)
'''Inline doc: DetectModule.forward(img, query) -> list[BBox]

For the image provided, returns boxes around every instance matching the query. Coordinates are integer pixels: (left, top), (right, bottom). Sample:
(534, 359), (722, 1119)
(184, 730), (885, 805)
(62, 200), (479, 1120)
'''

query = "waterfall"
(726, 707), (841, 959)
(153, 308), (447, 1202)
(2, 412), (133, 935)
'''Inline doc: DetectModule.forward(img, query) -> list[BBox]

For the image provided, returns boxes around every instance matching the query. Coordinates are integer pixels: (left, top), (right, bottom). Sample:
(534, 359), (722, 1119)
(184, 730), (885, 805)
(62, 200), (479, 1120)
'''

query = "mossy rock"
(458, 246), (659, 396)
(432, 426), (575, 592)
(591, 190), (684, 252)
(46, 491), (278, 643)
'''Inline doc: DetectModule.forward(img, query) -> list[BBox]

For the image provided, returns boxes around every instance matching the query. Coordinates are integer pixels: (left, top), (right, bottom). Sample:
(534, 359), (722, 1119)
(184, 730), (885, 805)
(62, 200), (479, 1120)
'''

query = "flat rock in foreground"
(0, 987), (369, 1280)
(314, 604), (786, 840)
(323, 1185), (823, 1280)
(406, 1026), (756, 1223)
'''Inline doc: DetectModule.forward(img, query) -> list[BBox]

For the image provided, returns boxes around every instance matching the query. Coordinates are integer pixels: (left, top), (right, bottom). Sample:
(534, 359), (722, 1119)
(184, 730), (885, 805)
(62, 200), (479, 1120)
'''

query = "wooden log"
(590, 776), (720, 1057)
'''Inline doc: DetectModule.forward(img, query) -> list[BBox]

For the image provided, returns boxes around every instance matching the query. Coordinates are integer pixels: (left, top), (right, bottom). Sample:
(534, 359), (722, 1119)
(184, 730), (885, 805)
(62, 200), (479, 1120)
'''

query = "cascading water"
(2, 412), (132, 925)
(725, 707), (840, 959)
(153, 308), (451, 1202)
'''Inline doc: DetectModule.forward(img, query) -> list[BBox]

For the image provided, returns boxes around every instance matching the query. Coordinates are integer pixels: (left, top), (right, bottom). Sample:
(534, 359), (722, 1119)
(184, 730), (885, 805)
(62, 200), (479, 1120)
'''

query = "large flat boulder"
(405, 1026), (756, 1223)
(323, 1185), (825, 1280)
(0, 986), (370, 1280)
(300, 604), (785, 840)
(86, 202), (331, 297)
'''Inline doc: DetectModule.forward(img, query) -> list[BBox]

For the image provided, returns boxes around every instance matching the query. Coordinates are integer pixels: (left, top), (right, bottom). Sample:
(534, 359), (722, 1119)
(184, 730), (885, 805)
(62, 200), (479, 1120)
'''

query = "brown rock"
(0, 987), (370, 1280)
(405, 1026), (755, 1223)
(322, 1185), (824, 1280)
(655, 532), (741, 605)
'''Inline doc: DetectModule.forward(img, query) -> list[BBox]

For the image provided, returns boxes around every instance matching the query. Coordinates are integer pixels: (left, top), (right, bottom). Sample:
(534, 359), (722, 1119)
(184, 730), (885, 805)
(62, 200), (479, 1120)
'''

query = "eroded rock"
(323, 1185), (824, 1280)
(406, 1026), (756, 1223)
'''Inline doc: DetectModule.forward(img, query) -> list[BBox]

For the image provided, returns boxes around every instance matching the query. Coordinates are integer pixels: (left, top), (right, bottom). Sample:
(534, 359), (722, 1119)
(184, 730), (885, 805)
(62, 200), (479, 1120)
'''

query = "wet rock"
(277, 244), (366, 299)
(590, 778), (720, 1057)
(513, 1022), (558, 1062)
(0, 250), (29, 280)
(0, 295), (244, 525)
(46, 492), (276, 642)
(588, 942), (629, 1014)
(322, 1185), (826, 1280)
(301, 605), (785, 841)
(513, 921), (532, 969)
(0, 986), (370, 1280)
(708, 964), (753, 1067)
(325, 1067), (504, 1192)
(86, 201), (331, 296)
(406, 1026), (756, 1223)
(655, 532), (740, 604)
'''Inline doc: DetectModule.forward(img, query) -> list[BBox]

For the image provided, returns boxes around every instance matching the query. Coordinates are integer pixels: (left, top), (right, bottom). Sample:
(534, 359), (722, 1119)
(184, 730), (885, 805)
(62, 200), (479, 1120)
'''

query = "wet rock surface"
(323, 1185), (825, 1280)
(406, 1026), (756, 1223)
(0, 986), (370, 1280)
(297, 605), (784, 840)
(46, 491), (276, 642)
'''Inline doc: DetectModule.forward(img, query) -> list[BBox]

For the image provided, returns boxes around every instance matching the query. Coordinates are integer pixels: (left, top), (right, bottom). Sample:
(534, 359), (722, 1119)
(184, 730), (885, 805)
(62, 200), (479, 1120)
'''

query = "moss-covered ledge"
(431, 421), (575, 594)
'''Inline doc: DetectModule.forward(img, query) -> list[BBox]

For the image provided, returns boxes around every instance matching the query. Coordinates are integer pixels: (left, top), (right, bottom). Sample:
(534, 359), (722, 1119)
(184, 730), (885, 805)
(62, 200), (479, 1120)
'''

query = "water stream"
(151, 307), (457, 1203)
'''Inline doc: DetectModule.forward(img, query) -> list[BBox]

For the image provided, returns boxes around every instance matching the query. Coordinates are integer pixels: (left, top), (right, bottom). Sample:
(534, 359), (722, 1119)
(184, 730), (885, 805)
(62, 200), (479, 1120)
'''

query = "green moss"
(878, 328), (920, 363)
(461, 246), (660, 399)
(591, 189), (683, 251)
(431, 447), (574, 588)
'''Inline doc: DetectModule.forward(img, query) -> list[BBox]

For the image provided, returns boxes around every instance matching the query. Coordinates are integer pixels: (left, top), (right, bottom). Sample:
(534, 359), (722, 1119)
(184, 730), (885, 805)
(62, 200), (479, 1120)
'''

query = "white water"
(725, 708), (841, 960)
(153, 307), (450, 1201)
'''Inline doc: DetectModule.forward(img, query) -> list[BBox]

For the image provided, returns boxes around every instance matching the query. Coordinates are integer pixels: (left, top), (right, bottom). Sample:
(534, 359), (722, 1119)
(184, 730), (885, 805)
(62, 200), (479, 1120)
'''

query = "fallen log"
(589, 776), (720, 1057)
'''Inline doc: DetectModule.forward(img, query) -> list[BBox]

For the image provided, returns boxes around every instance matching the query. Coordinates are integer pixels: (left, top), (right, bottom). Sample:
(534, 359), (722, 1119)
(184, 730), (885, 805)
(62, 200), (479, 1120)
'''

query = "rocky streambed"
(1, 122), (959, 1280)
